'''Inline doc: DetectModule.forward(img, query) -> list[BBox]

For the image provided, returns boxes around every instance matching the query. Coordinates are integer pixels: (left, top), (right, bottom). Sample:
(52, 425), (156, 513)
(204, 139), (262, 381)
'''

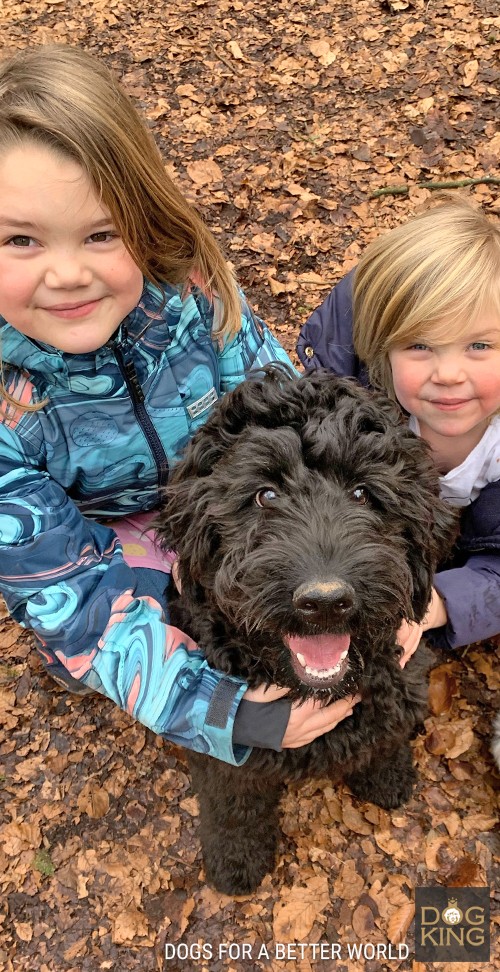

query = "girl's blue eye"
(409, 343), (429, 351)
(469, 342), (490, 351)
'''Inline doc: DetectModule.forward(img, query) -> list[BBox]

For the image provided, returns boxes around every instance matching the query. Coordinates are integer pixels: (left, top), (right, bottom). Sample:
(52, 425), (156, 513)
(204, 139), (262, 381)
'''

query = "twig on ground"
(371, 177), (500, 198)
(209, 45), (240, 76)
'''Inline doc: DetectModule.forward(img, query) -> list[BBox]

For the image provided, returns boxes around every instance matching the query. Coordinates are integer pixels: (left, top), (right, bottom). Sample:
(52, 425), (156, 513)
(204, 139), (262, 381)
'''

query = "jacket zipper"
(113, 341), (170, 489)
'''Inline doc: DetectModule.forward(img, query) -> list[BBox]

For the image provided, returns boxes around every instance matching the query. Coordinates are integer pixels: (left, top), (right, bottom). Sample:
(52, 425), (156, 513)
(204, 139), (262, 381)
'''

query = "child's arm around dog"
(298, 198), (500, 654)
(0, 44), (355, 766)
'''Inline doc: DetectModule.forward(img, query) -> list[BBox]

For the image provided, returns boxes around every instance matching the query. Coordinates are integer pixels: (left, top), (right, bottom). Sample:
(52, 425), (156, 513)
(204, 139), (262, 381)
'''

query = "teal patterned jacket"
(0, 281), (292, 764)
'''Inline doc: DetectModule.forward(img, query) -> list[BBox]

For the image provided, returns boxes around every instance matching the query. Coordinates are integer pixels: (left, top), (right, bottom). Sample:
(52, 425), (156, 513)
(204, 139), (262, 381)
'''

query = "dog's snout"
(293, 580), (355, 623)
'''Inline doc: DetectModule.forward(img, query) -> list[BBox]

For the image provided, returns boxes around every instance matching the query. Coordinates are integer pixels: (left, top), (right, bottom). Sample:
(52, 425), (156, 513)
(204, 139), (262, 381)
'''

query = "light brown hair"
(0, 45), (242, 408)
(353, 196), (500, 398)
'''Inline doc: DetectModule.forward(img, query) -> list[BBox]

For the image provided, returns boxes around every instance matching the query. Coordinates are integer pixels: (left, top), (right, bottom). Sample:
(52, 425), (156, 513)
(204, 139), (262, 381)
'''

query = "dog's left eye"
(255, 488), (278, 508)
(351, 486), (368, 505)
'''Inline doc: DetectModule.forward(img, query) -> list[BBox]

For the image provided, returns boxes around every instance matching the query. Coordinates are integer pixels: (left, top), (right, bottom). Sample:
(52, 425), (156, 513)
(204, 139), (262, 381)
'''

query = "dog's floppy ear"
(155, 431), (224, 598)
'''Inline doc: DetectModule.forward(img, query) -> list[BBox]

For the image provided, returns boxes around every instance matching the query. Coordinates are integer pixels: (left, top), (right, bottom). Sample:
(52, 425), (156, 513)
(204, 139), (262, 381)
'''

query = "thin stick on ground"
(371, 177), (500, 198)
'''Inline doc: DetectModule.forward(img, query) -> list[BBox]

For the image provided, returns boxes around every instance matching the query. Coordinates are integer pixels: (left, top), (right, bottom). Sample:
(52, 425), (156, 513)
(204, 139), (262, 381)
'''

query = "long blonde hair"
(0, 45), (242, 407)
(353, 196), (500, 397)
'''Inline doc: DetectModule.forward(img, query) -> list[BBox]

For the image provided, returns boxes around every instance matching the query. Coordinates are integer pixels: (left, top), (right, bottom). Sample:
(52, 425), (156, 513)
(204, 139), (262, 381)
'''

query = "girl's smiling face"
(0, 141), (144, 353)
(389, 314), (500, 455)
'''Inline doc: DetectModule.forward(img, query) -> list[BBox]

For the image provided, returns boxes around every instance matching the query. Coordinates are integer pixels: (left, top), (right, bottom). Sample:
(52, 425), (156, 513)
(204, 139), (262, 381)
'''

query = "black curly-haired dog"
(156, 368), (457, 895)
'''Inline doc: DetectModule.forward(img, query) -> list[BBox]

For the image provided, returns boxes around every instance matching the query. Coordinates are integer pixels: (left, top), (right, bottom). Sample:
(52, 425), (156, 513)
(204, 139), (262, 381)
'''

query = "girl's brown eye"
(255, 488), (278, 508)
(351, 486), (368, 505)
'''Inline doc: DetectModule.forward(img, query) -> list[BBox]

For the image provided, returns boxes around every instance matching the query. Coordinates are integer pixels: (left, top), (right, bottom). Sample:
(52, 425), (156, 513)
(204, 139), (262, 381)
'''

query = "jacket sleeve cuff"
(232, 699), (291, 751)
(200, 673), (251, 765)
(430, 565), (500, 649)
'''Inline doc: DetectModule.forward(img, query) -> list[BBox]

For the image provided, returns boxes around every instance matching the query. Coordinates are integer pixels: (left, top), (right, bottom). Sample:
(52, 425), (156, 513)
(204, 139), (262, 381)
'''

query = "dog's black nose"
(293, 581), (355, 624)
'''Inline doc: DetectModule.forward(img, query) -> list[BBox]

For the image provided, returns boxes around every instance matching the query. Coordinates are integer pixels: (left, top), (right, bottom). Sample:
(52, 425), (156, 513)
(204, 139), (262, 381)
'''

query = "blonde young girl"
(0, 45), (357, 765)
(298, 198), (500, 664)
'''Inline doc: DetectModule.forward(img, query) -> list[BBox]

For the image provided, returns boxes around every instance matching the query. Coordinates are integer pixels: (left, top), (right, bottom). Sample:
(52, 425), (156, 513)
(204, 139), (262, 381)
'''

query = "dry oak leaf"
(443, 720), (474, 759)
(112, 907), (149, 944)
(63, 936), (88, 961)
(428, 666), (456, 715)
(227, 40), (245, 60)
(426, 719), (474, 759)
(341, 802), (372, 835)
(185, 159), (223, 187)
(179, 796), (199, 816)
(77, 783), (110, 819)
(268, 275), (297, 296)
(308, 40), (336, 67)
(468, 650), (500, 690)
(374, 828), (403, 859)
(294, 271), (330, 288)
(333, 859), (365, 901)
(462, 60), (479, 87)
(0, 627), (22, 650)
(249, 233), (277, 255)
(443, 811), (462, 838)
(351, 904), (377, 939)
(273, 875), (329, 941)
(196, 885), (233, 920)
(387, 900), (415, 945)
(383, 51), (409, 73)
(461, 813), (498, 834)
(14, 921), (33, 943)
(0, 687), (18, 730)
(444, 853), (482, 887)
(1, 820), (41, 856)
(175, 84), (205, 104)
(424, 834), (449, 871)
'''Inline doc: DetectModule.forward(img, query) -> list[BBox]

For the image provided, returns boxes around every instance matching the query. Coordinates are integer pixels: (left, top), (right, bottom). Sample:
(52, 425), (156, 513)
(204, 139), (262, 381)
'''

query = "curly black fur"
(156, 368), (458, 894)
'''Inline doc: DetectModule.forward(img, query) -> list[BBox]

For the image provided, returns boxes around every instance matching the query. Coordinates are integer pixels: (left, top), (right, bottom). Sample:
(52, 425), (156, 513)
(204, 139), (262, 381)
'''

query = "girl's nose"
(44, 253), (93, 289)
(432, 354), (466, 384)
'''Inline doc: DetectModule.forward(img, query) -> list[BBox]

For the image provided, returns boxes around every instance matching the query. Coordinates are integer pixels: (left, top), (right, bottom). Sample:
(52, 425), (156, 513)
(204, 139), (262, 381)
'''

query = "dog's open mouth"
(285, 633), (350, 688)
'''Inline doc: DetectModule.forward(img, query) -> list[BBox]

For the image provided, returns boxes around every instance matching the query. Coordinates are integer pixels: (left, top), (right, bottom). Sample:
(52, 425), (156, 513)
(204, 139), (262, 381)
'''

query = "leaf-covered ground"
(0, 1), (499, 970)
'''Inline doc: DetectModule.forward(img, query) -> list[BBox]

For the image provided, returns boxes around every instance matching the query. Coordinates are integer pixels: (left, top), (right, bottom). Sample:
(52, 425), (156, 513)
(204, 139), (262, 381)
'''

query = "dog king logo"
(415, 887), (490, 962)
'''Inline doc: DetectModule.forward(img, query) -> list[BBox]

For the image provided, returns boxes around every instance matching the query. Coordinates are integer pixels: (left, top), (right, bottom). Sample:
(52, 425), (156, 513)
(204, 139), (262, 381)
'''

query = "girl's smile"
(0, 142), (144, 353)
(428, 397), (473, 411)
(41, 298), (104, 319)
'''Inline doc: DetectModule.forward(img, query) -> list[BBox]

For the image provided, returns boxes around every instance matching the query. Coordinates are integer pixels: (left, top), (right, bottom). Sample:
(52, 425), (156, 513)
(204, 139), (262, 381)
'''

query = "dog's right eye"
(351, 486), (368, 505)
(255, 488), (278, 508)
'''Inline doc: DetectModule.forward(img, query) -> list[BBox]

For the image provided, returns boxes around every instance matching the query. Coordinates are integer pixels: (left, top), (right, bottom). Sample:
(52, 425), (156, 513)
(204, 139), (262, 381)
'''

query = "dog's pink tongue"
(287, 634), (350, 669)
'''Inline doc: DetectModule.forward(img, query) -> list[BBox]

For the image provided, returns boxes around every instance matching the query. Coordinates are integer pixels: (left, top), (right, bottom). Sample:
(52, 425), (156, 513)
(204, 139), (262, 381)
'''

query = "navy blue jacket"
(297, 273), (500, 650)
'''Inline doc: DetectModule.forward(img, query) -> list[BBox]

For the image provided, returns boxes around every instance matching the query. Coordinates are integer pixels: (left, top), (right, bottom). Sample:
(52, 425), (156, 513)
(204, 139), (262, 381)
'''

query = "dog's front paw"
(346, 744), (416, 809)
(203, 837), (277, 895)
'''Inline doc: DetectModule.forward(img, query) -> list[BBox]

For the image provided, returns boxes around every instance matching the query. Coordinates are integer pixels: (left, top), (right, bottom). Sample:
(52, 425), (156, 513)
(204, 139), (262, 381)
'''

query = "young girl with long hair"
(0, 45), (357, 765)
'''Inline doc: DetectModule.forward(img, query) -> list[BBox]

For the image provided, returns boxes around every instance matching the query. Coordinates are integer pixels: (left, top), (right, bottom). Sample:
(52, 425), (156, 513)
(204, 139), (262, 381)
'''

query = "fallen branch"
(371, 177), (500, 198)
(209, 44), (240, 76)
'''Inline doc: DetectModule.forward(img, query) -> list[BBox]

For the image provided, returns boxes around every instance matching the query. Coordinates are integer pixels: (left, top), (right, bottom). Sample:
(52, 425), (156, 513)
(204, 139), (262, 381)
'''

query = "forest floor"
(0, 1), (499, 971)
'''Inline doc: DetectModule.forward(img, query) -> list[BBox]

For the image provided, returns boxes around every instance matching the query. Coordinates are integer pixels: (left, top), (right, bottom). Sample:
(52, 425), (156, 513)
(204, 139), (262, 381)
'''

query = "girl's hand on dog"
(282, 695), (361, 748)
(244, 684), (361, 748)
(396, 587), (447, 668)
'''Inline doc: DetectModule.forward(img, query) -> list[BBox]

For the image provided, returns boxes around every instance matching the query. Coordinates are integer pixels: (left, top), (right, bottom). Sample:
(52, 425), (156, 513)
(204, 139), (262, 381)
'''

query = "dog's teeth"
(305, 662), (342, 679)
(297, 647), (350, 680)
